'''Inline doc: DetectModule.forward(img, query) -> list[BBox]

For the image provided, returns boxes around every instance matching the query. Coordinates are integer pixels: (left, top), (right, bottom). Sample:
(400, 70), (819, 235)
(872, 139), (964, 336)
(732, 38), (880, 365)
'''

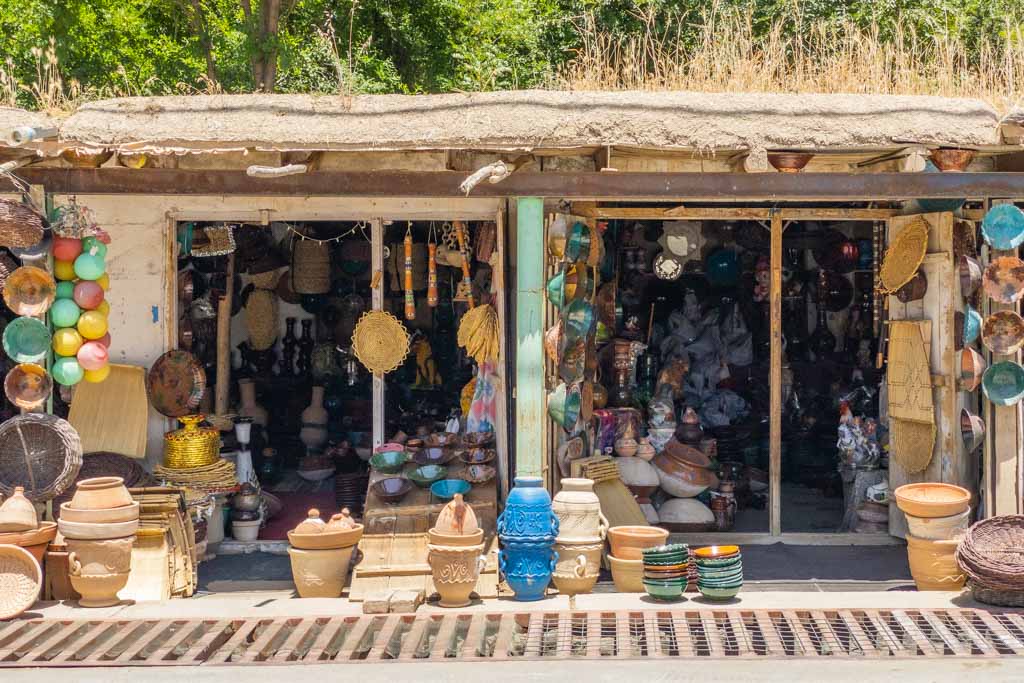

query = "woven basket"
(291, 240), (331, 294)
(879, 216), (929, 293)
(163, 415), (220, 469)
(0, 413), (83, 503)
(191, 225), (235, 258)
(0, 199), (44, 249)
(970, 582), (1024, 607)
(955, 515), (1024, 590)
(244, 288), (278, 351)
(889, 418), (935, 474)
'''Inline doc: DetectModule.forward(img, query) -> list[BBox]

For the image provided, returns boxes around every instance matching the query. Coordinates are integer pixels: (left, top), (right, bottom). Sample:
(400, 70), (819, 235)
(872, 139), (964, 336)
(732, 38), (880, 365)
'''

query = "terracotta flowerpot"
(607, 555), (644, 592)
(69, 571), (130, 608)
(288, 545), (355, 598)
(905, 534), (966, 591)
(607, 526), (669, 561)
(66, 536), (134, 607)
(69, 477), (132, 510)
(427, 542), (486, 607)
(551, 539), (602, 597)
(58, 502), (140, 524)
(0, 520), (56, 564)
(552, 478), (608, 543)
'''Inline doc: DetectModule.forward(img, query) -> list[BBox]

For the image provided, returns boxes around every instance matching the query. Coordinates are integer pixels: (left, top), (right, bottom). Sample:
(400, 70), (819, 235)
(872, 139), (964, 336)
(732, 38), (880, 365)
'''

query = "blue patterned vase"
(497, 476), (559, 541)
(499, 540), (557, 602)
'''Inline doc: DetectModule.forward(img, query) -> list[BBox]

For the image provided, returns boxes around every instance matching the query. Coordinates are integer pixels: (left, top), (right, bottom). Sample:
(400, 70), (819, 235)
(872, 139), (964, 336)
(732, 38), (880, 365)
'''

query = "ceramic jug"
(551, 478), (607, 543)
(499, 539), (556, 602)
(237, 378), (268, 426)
(497, 477), (559, 541)
(0, 486), (37, 533)
(299, 386), (329, 450)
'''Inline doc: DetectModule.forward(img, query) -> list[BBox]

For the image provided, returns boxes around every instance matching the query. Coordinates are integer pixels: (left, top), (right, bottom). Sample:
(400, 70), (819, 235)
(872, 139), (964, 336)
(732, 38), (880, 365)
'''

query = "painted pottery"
(904, 510), (970, 540)
(66, 535), (134, 607)
(768, 152), (813, 172)
(369, 449), (408, 473)
(905, 534), (965, 591)
(607, 526), (669, 561)
(547, 382), (581, 431)
(959, 347), (987, 392)
(427, 542), (487, 607)
(551, 539), (602, 596)
(981, 203), (1024, 250)
(678, 407), (704, 444)
(551, 478), (608, 543)
(499, 540), (556, 602)
(0, 520), (56, 564)
(408, 464), (447, 488)
(983, 256), (1024, 304)
(0, 486), (37, 532)
(497, 477), (559, 540)
(434, 493), (480, 536)
(894, 483), (970, 518)
(370, 477), (413, 504)
(427, 527), (485, 547)
(895, 270), (928, 303)
(982, 361), (1024, 406)
(929, 148), (974, 172)
(652, 450), (719, 498)
(635, 438), (656, 462)
(68, 476), (132, 510)
(982, 311), (1024, 355)
(958, 256), (983, 297)
(963, 305), (982, 347)
(299, 386), (329, 450)
(288, 545), (356, 598)
(237, 378), (268, 426)
(608, 555), (644, 592)
(961, 409), (985, 453)
(431, 479), (471, 500)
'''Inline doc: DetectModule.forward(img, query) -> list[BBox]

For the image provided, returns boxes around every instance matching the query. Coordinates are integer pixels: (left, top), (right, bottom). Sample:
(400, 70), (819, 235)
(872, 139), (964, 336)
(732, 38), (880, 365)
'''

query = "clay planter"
(58, 518), (139, 540)
(288, 545), (356, 598)
(427, 542), (487, 608)
(58, 501), (140, 524)
(551, 539), (602, 597)
(607, 555), (644, 592)
(427, 528), (484, 547)
(288, 523), (363, 550)
(69, 477), (133, 510)
(905, 534), (966, 591)
(552, 478), (607, 543)
(607, 526), (669, 560)
(66, 536), (135, 607)
(0, 520), (56, 564)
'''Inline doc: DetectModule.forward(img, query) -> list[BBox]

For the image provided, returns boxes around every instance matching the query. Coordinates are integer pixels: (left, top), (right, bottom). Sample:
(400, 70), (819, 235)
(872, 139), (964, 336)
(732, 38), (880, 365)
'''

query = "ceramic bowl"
(959, 347), (987, 392)
(563, 299), (595, 342)
(894, 483), (970, 518)
(564, 221), (591, 262)
(642, 543), (689, 561)
(607, 526), (670, 561)
(462, 431), (495, 448)
(408, 464), (447, 488)
(961, 408), (985, 453)
(963, 305), (983, 347)
(460, 464), (496, 485)
(698, 567), (744, 582)
(641, 561), (688, 572)
(370, 477), (413, 504)
(982, 311), (1024, 355)
(982, 361), (1024, 407)
(369, 450), (408, 474)
(547, 382), (581, 430)
(461, 448), (496, 465)
(983, 256), (1024, 304)
(412, 447), (458, 467)
(59, 502), (139, 524)
(693, 545), (740, 560)
(608, 555), (644, 592)
(68, 477), (133, 511)
(982, 203), (1024, 250)
(642, 579), (685, 602)
(57, 517), (139, 540)
(958, 255), (983, 297)
(430, 479), (471, 500)
(695, 555), (742, 568)
(2, 316), (51, 363)
(424, 432), (461, 449)
(697, 585), (742, 601)
(644, 570), (687, 580)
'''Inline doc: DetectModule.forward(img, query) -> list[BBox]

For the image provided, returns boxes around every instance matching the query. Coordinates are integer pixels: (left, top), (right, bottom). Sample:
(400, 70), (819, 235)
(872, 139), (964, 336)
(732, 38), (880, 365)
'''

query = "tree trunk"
(187, 0), (218, 85)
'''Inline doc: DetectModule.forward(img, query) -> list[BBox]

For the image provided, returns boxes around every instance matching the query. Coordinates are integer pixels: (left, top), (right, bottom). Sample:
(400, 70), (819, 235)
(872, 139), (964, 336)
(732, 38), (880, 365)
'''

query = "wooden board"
(67, 363), (149, 458)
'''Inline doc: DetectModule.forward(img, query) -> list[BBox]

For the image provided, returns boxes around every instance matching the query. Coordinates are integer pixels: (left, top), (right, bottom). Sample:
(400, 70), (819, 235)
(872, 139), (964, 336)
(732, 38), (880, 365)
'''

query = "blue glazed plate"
(982, 204), (1024, 250)
(430, 478), (471, 500)
(982, 361), (1024, 407)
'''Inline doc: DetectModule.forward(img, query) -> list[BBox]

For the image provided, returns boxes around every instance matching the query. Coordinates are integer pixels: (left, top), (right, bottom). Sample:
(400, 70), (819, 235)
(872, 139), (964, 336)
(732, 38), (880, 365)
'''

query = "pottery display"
(66, 536), (134, 607)
(0, 486), (37, 532)
(608, 554), (644, 592)
(551, 539), (602, 596)
(428, 494), (487, 607)
(634, 438), (656, 462)
(982, 361), (1024, 406)
(982, 311), (1024, 355)
(904, 509), (970, 540)
(299, 386), (329, 450)
(0, 520), (56, 564)
(905, 534), (965, 591)
(694, 545), (744, 601)
(959, 255), (983, 297)
(288, 508), (364, 550)
(370, 477), (413, 504)
(236, 378), (268, 426)
(499, 540), (556, 602)
(497, 476), (559, 540)
(959, 347), (987, 392)
(551, 478), (608, 543)
(408, 464), (447, 488)
(288, 546), (357, 598)
(431, 479), (472, 500)
(68, 476), (132, 510)
(369, 449), (408, 473)
(617, 456), (660, 503)
(678, 407), (703, 444)
(57, 517), (140, 540)
(614, 436), (638, 457)
(607, 525), (670, 560)
(981, 203), (1024, 250)
(652, 449), (719, 498)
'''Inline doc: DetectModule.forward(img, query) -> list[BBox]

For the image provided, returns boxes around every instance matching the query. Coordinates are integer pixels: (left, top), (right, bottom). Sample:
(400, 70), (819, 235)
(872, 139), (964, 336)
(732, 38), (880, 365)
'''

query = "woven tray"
(0, 414), (82, 503)
(971, 583), (1024, 607)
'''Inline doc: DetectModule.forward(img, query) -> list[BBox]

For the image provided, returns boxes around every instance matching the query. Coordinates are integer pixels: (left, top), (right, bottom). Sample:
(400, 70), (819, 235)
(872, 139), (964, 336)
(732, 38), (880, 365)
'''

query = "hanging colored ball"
(53, 236), (83, 262)
(81, 236), (108, 259)
(56, 281), (75, 299)
(52, 327), (84, 356)
(94, 332), (112, 348)
(95, 273), (110, 291)
(54, 259), (76, 281)
(73, 280), (104, 309)
(51, 298), (82, 327)
(76, 340), (109, 370)
(83, 364), (111, 383)
(95, 300), (110, 316)
(52, 356), (84, 386)
(73, 252), (105, 281)
(77, 310), (108, 339)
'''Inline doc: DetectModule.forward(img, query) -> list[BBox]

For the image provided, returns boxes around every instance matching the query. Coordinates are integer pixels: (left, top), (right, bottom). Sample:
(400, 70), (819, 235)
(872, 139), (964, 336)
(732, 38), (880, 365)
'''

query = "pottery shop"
(1, 91), (1024, 611)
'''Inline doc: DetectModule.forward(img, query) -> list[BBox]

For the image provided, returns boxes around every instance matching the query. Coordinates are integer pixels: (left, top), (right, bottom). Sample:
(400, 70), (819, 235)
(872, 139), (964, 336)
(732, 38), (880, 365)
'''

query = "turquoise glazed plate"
(982, 361), (1024, 407)
(982, 204), (1024, 250)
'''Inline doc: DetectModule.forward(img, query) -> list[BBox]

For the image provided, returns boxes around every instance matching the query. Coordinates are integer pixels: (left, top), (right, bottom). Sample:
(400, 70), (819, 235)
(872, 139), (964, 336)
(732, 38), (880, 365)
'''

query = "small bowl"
(697, 585), (742, 601)
(424, 432), (461, 449)
(297, 467), (335, 482)
(695, 555), (742, 568)
(460, 464), (495, 485)
(370, 477), (413, 504)
(693, 545), (740, 560)
(641, 561), (688, 572)
(408, 464), (447, 488)
(642, 579), (685, 602)
(461, 448), (496, 465)
(412, 447), (457, 467)
(462, 431), (495, 448)
(369, 450), (408, 474)
(644, 570), (687, 580)
(431, 479), (471, 500)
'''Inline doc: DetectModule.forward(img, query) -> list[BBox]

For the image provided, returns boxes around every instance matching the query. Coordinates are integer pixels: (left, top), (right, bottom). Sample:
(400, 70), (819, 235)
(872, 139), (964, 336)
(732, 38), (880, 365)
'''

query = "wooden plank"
(114, 620), (177, 663)
(572, 205), (899, 221)
(494, 204), (511, 498)
(239, 620), (290, 663)
(769, 211), (782, 536)
(397, 617), (431, 661)
(726, 612), (753, 656)
(515, 197), (546, 478)
(366, 615), (404, 660)
(270, 619), (320, 662)
(213, 252), (234, 415)
(302, 617), (350, 662)
(430, 615), (459, 659)
(490, 615), (517, 660)
(179, 620), (233, 663)
(461, 614), (489, 659)
(371, 217), (385, 449)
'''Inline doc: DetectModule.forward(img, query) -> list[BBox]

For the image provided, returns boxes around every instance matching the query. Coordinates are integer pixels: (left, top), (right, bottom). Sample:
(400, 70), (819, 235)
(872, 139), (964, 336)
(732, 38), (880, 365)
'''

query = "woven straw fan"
(68, 364), (149, 459)
(879, 216), (929, 293)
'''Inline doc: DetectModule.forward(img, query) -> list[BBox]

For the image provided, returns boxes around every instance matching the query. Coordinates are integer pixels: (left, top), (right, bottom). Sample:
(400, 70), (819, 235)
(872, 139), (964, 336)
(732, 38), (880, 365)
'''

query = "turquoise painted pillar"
(515, 197), (545, 478)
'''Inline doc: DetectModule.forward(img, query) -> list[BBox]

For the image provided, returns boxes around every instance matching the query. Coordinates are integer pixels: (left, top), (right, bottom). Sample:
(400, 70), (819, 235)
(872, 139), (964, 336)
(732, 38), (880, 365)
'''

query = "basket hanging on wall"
(0, 198), (44, 249)
(351, 310), (411, 376)
(0, 413), (83, 503)
(244, 288), (278, 351)
(879, 216), (929, 293)
(291, 239), (331, 294)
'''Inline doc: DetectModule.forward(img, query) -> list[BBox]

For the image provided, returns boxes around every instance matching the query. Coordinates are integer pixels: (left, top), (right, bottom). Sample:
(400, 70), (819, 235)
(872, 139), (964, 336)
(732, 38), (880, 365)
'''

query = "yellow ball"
(52, 327), (84, 356)
(83, 364), (111, 383)
(96, 300), (110, 316)
(77, 310), (108, 340)
(95, 272), (110, 291)
(54, 260), (76, 281)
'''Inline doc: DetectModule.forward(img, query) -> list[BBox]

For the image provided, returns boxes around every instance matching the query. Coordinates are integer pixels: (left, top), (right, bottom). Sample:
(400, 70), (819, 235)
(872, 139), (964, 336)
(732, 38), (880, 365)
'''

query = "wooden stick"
(214, 252), (234, 415)
(646, 302), (655, 344)
(769, 212), (782, 537)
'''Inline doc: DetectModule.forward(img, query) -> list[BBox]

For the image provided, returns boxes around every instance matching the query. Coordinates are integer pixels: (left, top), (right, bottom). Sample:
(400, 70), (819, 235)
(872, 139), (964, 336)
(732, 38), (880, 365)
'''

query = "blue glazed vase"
(499, 540), (557, 602)
(497, 477), (560, 540)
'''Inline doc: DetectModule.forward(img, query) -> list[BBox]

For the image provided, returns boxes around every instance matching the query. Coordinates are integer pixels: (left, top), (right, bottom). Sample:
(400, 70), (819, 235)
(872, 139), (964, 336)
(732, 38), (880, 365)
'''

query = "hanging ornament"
(53, 236), (83, 262)
(427, 223), (439, 307)
(77, 340), (109, 370)
(73, 280), (104, 309)
(83, 364), (111, 383)
(54, 259), (76, 281)
(52, 356), (84, 386)
(51, 298), (82, 328)
(404, 225), (415, 320)
(77, 310), (108, 339)
(73, 248), (105, 281)
(52, 327), (84, 357)
(454, 221), (475, 307)
(56, 281), (74, 299)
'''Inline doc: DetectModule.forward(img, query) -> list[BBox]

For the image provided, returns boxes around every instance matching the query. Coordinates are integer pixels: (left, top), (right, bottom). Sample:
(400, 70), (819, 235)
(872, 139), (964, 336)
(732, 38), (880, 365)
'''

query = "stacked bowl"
(641, 543), (689, 601)
(694, 545), (743, 601)
(894, 483), (970, 591)
(57, 476), (139, 607)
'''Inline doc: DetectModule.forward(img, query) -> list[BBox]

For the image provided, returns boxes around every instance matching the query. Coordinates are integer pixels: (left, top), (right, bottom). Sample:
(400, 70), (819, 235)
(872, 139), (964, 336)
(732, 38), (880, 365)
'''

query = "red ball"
(53, 236), (83, 262)
(73, 280), (105, 310)
(77, 341), (109, 370)
(95, 332), (112, 348)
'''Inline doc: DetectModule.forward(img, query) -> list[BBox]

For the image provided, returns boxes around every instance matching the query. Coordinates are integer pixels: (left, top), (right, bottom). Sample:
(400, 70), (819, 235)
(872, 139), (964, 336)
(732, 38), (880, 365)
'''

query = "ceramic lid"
(293, 508), (327, 534)
(325, 508), (357, 531)
(432, 493), (479, 536)
(0, 486), (38, 533)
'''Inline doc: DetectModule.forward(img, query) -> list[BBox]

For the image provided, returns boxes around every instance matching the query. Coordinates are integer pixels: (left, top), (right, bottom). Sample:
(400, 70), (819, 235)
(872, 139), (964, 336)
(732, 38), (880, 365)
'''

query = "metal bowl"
(983, 256), (1024, 304)
(982, 310), (1024, 355)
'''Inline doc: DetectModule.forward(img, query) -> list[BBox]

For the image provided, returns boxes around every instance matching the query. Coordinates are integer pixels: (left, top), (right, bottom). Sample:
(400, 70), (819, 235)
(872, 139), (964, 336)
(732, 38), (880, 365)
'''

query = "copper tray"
(146, 350), (207, 417)
(983, 256), (1024, 304)
(982, 310), (1024, 356)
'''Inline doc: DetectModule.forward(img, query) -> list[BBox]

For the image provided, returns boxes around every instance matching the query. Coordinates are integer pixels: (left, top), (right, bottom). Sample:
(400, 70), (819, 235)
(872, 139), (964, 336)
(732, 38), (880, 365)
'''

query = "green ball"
(51, 298), (81, 327)
(82, 236), (108, 259)
(56, 281), (75, 299)
(73, 252), (105, 281)
(52, 356), (84, 386)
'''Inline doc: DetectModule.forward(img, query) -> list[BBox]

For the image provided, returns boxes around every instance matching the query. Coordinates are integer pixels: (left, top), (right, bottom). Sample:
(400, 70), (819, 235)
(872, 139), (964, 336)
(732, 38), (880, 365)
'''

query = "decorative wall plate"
(351, 310), (411, 376)
(879, 216), (928, 293)
(983, 256), (1024, 304)
(146, 350), (207, 417)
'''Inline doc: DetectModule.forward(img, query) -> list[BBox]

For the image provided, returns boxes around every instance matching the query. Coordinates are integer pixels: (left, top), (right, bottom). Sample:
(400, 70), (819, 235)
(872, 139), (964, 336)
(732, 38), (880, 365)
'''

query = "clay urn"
(551, 478), (608, 543)
(552, 538), (603, 597)
(614, 436), (638, 457)
(635, 438), (656, 462)
(66, 535), (134, 607)
(287, 507), (364, 598)
(426, 494), (487, 608)
(69, 477), (133, 510)
(0, 487), (38, 532)
(294, 508), (327, 534)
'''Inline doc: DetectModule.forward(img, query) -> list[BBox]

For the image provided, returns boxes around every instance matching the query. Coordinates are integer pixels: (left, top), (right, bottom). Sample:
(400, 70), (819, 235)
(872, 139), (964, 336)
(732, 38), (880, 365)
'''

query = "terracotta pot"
(658, 498), (715, 532)
(905, 534), (966, 591)
(0, 486), (37, 532)
(288, 545), (356, 598)
(69, 477), (132, 510)
(614, 437), (638, 457)
(0, 520), (56, 564)
(70, 571), (130, 608)
(904, 510), (970, 541)
(652, 450), (719, 498)
(768, 152), (813, 173)
(552, 478), (608, 543)
(427, 528), (484, 547)
(607, 555), (644, 592)
(58, 518), (139, 540)
(607, 525), (669, 561)
(551, 539), (602, 597)
(66, 536), (134, 607)
(58, 501), (139, 524)
(232, 519), (261, 541)
(427, 542), (486, 607)
(894, 483), (970, 518)
(237, 378), (268, 427)
(433, 493), (480, 536)
(929, 149), (975, 172)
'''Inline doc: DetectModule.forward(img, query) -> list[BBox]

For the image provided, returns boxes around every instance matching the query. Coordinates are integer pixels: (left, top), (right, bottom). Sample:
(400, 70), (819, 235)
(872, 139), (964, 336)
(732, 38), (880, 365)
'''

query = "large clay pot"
(551, 539), (602, 596)
(66, 536), (134, 607)
(499, 539), (556, 602)
(652, 450), (719, 498)
(607, 554), (644, 592)
(0, 521), (56, 564)
(606, 525), (669, 560)
(287, 545), (356, 598)
(427, 542), (486, 607)
(68, 477), (133, 511)
(299, 386), (329, 450)
(237, 378), (268, 427)
(497, 476), (559, 541)
(905, 534), (966, 591)
(552, 478), (607, 543)
(617, 457), (660, 503)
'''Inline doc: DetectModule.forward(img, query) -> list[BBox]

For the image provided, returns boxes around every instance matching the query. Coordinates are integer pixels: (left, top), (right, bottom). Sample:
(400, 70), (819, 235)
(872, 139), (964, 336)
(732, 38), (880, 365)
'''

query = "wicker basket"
(291, 239), (331, 294)
(955, 515), (1024, 591)
(970, 582), (1024, 607)
(163, 415), (220, 469)
(0, 198), (44, 250)
(244, 288), (278, 351)
(0, 413), (83, 503)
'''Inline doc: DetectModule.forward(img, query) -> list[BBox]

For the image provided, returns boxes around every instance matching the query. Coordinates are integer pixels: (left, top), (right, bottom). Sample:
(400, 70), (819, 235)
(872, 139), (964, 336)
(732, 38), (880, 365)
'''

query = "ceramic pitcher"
(497, 477), (559, 541)
(551, 478), (607, 543)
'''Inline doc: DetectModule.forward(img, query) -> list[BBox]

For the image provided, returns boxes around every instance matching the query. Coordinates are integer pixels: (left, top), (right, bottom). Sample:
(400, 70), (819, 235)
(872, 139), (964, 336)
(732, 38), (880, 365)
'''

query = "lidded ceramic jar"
(0, 486), (38, 532)
(287, 507), (364, 598)
(551, 478), (607, 543)
(427, 494), (486, 607)
(498, 477), (557, 601)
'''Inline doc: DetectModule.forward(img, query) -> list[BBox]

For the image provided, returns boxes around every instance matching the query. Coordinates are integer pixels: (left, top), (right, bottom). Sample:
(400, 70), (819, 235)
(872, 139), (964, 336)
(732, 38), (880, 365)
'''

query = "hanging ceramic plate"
(146, 350), (207, 417)
(982, 361), (1024, 406)
(958, 255), (982, 298)
(564, 222), (591, 263)
(983, 256), (1024, 304)
(981, 204), (1024, 250)
(981, 310), (1024, 355)
(959, 347), (987, 392)
(654, 252), (683, 281)
(963, 305), (983, 347)
(4, 363), (52, 410)
(2, 266), (56, 317)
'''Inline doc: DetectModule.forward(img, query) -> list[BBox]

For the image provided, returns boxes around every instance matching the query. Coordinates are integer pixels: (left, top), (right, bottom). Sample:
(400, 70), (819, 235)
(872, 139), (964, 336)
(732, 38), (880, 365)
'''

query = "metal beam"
(7, 168), (1024, 199)
(515, 197), (545, 479)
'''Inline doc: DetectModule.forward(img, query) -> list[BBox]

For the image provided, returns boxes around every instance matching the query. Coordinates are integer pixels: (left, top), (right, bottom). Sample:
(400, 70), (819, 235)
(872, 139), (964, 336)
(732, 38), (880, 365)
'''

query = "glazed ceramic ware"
(694, 545), (744, 601)
(408, 464), (447, 488)
(66, 536), (134, 607)
(963, 305), (983, 346)
(961, 409), (985, 453)
(607, 526), (670, 560)
(905, 534), (965, 591)
(461, 448), (496, 465)
(983, 256), (1024, 304)
(904, 509), (970, 540)
(369, 450), (408, 474)
(617, 457), (660, 503)
(461, 465), (496, 485)
(499, 540), (556, 602)
(431, 479), (471, 500)
(982, 311), (1024, 355)
(288, 546), (357, 598)
(498, 477), (558, 601)
(608, 555), (644, 592)
(657, 498), (715, 532)
(412, 447), (458, 467)
(370, 477), (413, 504)
(982, 361), (1024, 406)
(981, 203), (1024, 250)
(959, 347), (987, 392)
(643, 577), (685, 601)
(547, 382), (582, 431)
(299, 386), (329, 450)
(893, 483), (970, 518)
(0, 486), (37, 532)
(614, 436), (638, 457)
(552, 478), (608, 543)
(958, 256), (983, 297)
(652, 450), (719, 498)
(68, 477), (133, 510)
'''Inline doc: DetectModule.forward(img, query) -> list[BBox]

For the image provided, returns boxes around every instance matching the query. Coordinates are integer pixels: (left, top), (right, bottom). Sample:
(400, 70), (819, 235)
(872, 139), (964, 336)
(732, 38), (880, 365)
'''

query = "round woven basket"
(955, 515), (1024, 591)
(0, 545), (42, 620)
(351, 310), (410, 376)
(292, 240), (331, 294)
(163, 415), (220, 469)
(245, 288), (278, 351)
(879, 216), (929, 293)
(0, 198), (44, 250)
(0, 413), (83, 503)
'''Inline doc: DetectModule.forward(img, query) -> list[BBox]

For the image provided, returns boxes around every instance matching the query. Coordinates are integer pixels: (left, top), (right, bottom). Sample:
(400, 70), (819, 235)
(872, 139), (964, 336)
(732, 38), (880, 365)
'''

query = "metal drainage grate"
(1, 608), (1023, 666)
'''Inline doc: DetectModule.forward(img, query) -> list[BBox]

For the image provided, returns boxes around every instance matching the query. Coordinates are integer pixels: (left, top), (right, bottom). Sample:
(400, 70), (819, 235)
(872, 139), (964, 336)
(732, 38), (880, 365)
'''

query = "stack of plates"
(335, 470), (369, 517)
(641, 543), (689, 602)
(694, 545), (743, 600)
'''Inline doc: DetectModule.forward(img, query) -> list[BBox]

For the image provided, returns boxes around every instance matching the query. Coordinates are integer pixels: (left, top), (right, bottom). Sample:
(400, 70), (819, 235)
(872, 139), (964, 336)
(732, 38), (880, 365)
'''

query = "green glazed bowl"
(695, 555), (742, 568)
(3, 316), (51, 364)
(643, 580), (685, 602)
(369, 450), (408, 474)
(698, 563), (743, 576)
(643, 543), (688, 558)
(408, 464), (447, 488)
(982, 361), (1024, 407)
(547, 382), (582, 430)
(698, 577), (744, 588)
(698, 571), (744, 584)
(698, 585), (741, 601)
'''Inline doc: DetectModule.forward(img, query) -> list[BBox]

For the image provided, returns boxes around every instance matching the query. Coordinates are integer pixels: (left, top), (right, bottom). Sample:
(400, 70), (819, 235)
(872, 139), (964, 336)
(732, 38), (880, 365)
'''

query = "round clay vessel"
(65, 536), (134, 575)
(427, 527), (484, 547)
(58, 518), (139, 540)
(427, 542), (486, 607)
(499, 539), (556, 602)
(552, 478), (608, 543)
(607, 525), (669, 560)
(433, 493), (480, 536)
(894, 483), (970, 518)
(288, 522), (363, 550)
(551, 539), (602, 596)
(0, 486), (37, 532)
(288, 545), (356, 598)
(70, 571), (129, 608)
(0, 520), (56, 564)
(635, 438), (656, 462)
(607, 554), (644, 592)
(232, 519), (261, 541)
(652, 451), (719, 498)
(58, 501), (139, 524)
(904, 510), (970, 541)
(69, 477), (132, 510)
(905, 534), (965, 591)
(497, 476), (559, 540)
(658, 498), (715, 532)
(293, 509), (327, 534)
(614, 437), (638, 457)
